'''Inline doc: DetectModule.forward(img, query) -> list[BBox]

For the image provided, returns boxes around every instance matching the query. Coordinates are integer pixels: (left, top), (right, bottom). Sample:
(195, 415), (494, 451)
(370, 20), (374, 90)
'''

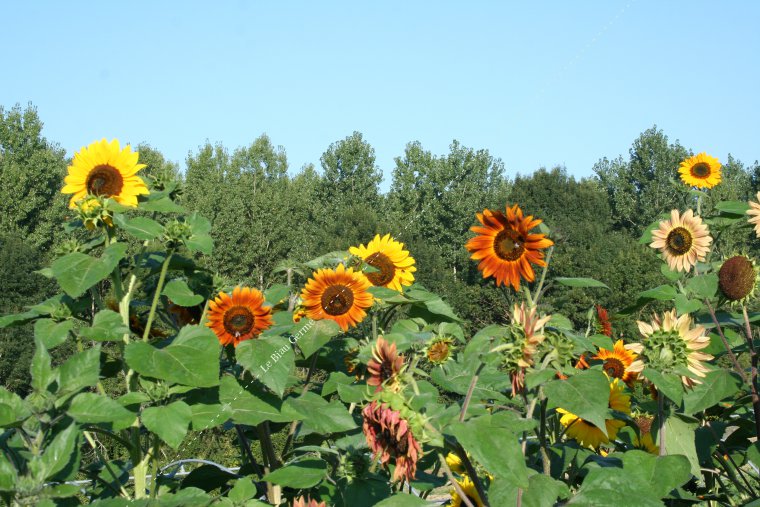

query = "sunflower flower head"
(593, 340), (639, 387)
(626, 309), (713, 387)
(465, 204), (553, 290)
(301, 263), (373, 331)
(367, 336), (405, 392)
(424, 336), (456, 365)
(557, 378), (631, 449)
(650, 209), (712, 272)
(450, 475), (486, 507)
(76, 195), (114, 231)
(445, 452), (465, 474)
(362, 398), (423, 482)
(62, 139), (149, 208)
(678, 153), (722, 189)
(748, 192), (760, 238)
(349, 234), (416, 292)
(718, 255), (759, 305)
(206, 286), (274, 347)
(633, 415), (659, 455)
(541, 330), (576, 369)
(595, 305), (613, 337)
(502, 303), (551, 394)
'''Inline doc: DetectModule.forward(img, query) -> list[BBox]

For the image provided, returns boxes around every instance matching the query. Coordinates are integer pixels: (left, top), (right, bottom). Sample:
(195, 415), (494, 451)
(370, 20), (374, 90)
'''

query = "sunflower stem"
(742, 304), (760, 440)
(372, 312), (378, 341)
(142, 251), (173, 342)
(658, 391), (666, 456)
(532, 246), (553, 306)
(705, 300), (751, 385)
(538, 394), (551, 475)
(235, 424), (263, 478)
(456, 444), (490, 506)
(281, 351), (320, 458)
(521, 284), (534, 308)
(149, 434), (160, 499)
(459, 361), (486, 423)
(437, 452), (476, 507)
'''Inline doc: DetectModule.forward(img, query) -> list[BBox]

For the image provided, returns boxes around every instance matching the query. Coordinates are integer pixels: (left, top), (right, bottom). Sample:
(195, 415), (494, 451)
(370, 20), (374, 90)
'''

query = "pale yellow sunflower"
(557, 379), (631, 449)
(62, 138), (149, 208)
(748, 191), (760, 238)
(650, 209), (712, 272)
(349, 234), (416, 292)
(678, 152), (721, 189)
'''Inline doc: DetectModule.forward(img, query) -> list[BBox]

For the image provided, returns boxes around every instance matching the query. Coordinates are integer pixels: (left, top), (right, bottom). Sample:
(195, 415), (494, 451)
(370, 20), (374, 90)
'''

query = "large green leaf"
(30, 340), (54, 392)
(714, 200), (750, 216)
(125, 325), (220, 387)
(642, 367), (683, 405)
(38, 422), (79, 480)
(664, 415), (700, 477)
(686, 274), (718, 299)
(142, 401), (192, 449)
(34, 319), (73, 349)
(638, 285), (677, 301)
(57, 346), (101, 400)
(51, 243), (128, 298)
(80, 310), (129, 341)
(449, 414), (528, 489)
(236, 336), (294, 398)
(112, 215), (164, 240)
(568, 467), (662, 506)
(282, 392), (357, 433)
(621, 450), (691, 498)
(67, 393), (136, 430)
(220, 375), (290, 425)
(0, 387), (29, 426)
(0, 452), (17, 491)
(683, 369), (742, 414)
(162, 279), (203, 307)
(292, 318), (341, 358)
(262, 459), (326, 488)
(544, 369), (611, 435)
(555, 277), (609, 289)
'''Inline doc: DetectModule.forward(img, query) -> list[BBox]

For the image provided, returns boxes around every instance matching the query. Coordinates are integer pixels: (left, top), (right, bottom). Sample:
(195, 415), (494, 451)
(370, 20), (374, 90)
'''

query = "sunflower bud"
(76, 195), (113, 231)
(163, 219), (193, 248)
(53, 238), (82, 257)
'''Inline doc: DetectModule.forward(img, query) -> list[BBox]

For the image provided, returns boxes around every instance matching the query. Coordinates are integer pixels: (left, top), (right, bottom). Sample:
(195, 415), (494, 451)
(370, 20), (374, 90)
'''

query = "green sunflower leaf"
(262, 459), (326, 489)
(112, 214), (164, 240)
(555, 277), (609, 289)
(236, 336), (294, 398)
(162, 279), (203, 306)
(544, 369), (612, 435)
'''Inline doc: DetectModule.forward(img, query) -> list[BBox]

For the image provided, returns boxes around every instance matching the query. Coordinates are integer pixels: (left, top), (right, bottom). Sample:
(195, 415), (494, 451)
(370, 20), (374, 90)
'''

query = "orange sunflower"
(207, 286), (273, 347)
(301, 264), (373, 331)
(593, 340), (639, 387)
(465, 204), (553, 290)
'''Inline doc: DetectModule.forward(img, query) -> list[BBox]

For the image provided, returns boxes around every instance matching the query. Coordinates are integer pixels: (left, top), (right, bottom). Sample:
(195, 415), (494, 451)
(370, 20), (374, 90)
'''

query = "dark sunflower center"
(494, 229), (525, 261)
(635, 416), (653, 434)
(223, 306), (255, 336)
(321, 285), (354, 316)
(603, 358), (625, 379)
(666, 227), (693, 255)
(719, 255), (756, 301)
(86, 165), (124, 197)
(427, 342), (450, 362)
(365, 253), (396, 286)
(691, 162), (711, 178)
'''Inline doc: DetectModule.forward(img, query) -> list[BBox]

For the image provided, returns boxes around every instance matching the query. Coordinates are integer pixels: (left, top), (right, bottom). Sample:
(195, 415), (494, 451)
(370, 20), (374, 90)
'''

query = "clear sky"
(3, 1), (758, 190)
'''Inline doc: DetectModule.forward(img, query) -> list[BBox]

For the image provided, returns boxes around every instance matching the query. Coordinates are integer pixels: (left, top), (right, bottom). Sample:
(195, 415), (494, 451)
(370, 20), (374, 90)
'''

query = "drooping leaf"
(555, 277), (609, 289)
(683, 369), (742, 414)
(112, 214), (164, 240)
(292, 318), (341, 358)
(282, 391), (357, 433)
(162, 279), (204, 307)
(621, 450), (691, 498)
(67, 393), (136, 430)
(262, 459), (326, 488)
(236, 336), (295, 397)
(34, 319), (73, 349)
(38, 422), (80, 480)
(686, 274), (718, 299)
(80, 310), (129, 341)
(142, 401), (192, 449)
(51, 243), (128, 298)
(642, 367), (683, 405)
(663, 415), (700, 477)
(220, 375), (290, 425)
(544, 369), (611, 435)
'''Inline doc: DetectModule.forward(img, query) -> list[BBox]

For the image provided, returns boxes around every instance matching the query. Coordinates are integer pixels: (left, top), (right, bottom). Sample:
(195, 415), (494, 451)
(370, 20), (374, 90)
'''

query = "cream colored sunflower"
(650, 209), (712, 272)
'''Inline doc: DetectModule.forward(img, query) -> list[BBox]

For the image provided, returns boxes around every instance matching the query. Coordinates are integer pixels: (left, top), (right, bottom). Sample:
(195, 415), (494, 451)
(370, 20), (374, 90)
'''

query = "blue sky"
(3, 1), (759, 190)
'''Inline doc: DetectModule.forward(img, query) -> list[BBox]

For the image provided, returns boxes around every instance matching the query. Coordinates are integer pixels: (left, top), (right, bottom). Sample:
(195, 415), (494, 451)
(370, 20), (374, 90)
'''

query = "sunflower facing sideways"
(207, 286), (273, 347)
(349, 234), (416, 292)
(678, 152), (722, 189)
(557, 379), (631, 449)
(449, 475), (486, 507)
(748, 191), (760, 238)
(650, 209), (712, 272)
(62, 138), (149, 208)
(301, 264), (373, 331)
(465, 204), (553, 290)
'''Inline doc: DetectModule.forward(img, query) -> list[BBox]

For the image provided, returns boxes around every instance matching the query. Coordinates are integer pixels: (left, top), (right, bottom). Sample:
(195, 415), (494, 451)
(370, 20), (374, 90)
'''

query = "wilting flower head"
(748, 192), (760, 238)
(62, 138), (149, 208)
(450, 475), (486, 507)
(626, 309), (713, 387)
(650, 209), (712, 272)
(718, 255), (759, 304)
(301, 264), (373, 331)
(291, 497), (326, 507)
(593, 340), (639, 387)
(292, 305), (308, 323)
(465, 204), (553, 290)
(424, 336), (456, 365)
(367, 336), (405, 392)
(502, 303), (551, 393)
(349, 233), (416, 292)
(362, 400), (422, 482)
(595, 305), (612, 337)
(557, 379), (631, 449)
(678, 153), (722, 189)
(633, 415), (659, 455)
(206, 286), (273, 346)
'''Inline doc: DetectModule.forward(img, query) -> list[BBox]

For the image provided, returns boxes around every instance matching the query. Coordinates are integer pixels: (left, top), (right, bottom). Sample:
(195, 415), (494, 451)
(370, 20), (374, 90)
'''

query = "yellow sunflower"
(349, 234), (416, 292)
(678, 152), (721, 189)
(450, 475), (485, 507)
(206, 286), (274, 347)
(626, 309), (713, 387)
(593, 339), (639, 387)
(557, 379), (631, 449)
(445, 452), (465, 474)
(465, 204), (553, 290)
(748, 191), (760, 238)
(301, 264), (373, 331)
(650, 209), (712, 272)
(62, 138), (149, 208)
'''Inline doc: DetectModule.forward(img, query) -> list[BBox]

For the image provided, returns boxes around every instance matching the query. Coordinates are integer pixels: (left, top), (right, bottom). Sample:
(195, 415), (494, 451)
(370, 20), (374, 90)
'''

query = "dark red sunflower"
(367, 336), (404, 392)
(362, 401), (422, 482)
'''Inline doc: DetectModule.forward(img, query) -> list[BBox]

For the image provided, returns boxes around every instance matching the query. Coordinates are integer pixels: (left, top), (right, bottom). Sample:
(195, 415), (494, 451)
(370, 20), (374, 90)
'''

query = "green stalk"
(142, 252), (173, 342)
(149, 434), (161, 499)
(658, 391), (667, 456)
(532, 246), (554, 305)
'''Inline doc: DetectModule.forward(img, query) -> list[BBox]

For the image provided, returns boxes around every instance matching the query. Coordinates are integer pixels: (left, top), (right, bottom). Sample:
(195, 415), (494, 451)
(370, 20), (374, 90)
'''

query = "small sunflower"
(466, 204), (553, 290)
(593, 340), (639, 387)
(300, 264), (373, 331)
(450, 475), (485, 507)
(62, 138), (149, 208)
(367, 336), (405, 392)
(626, 309), (713, 387)
(748, 192), (760, 238)
(349, 234), (416, 292)
(718, 255), (758, 304)
(650, 209), (712, 272)
(425, 336), (456, 365)
(678, 152), (721, 189)
(206, 286), (273, 347)
(557, 379), (631, 449)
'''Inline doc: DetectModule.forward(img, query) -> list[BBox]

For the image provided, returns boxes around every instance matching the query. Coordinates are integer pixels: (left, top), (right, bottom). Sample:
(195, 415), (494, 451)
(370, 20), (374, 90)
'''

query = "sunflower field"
(3, 111), (760, 506)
